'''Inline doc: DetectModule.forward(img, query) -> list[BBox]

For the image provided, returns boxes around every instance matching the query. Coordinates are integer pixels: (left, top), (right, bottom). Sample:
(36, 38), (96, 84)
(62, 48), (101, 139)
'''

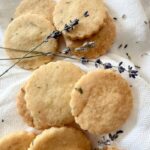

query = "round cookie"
(0, 131), (35, 150)
(15, 0), (56, 21)
(18, 61), (85, 129)
(53, 0), (107, 40)
(4, 14), (58, 70)
(28, 127), (91, 150)
(65, 15), (116, 59)
(70, 69), (133, 135)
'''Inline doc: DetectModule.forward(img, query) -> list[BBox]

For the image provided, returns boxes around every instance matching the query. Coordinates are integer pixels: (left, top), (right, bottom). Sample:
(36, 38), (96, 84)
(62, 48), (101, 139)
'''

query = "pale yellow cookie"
(65, 15), (116, 58)
(70, 69), (133, 135)
(17, 86), (80, 129)
(0, 131), (35, 150)
(15, 0), (56, 21)
(53, 0), (107, 40)
(28, 127), (91, 150)
(18, 61), (85, 129)
(4, 14), (58, 70)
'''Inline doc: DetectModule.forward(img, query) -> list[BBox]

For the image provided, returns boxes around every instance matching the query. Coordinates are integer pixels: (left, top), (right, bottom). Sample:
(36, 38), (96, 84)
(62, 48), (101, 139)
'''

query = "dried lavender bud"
(118, 66), (125, 73)
(75, 87), (83, 94)
(126, 53), (131, 60)
(116, 130), (124, 134)
(95, 59), (102, 68)
(113, 17), (117, 20)
(128, 65), (138, 79)
(69, 19), (79, 27)
(84, 11), (89, 17)
(124, 44), (128, 49)
(118, 44), (122, 49)
(104, 63), (112, 69)
(119, 61), (123, 66)
(64, 24), (72, 32)
(128, 65), (133, 71)
(62, 47), (71, 54)
(96, 59), (102, 64)
(46, 30), (62, 40)
(80, 57), (89, 64)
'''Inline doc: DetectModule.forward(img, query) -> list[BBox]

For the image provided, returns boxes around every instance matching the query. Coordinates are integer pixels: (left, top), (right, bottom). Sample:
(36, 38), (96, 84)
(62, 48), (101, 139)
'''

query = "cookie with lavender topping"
(17, 61), (85, 129)
(4, 14), (58, 70)
(28, 127), (91, 150)
(15, 0), (56, 21)
(0, 131), (35, 150)
(70, 69), (133, 135)
(65, 15), (116, 59)
(53, 0), (107, 40)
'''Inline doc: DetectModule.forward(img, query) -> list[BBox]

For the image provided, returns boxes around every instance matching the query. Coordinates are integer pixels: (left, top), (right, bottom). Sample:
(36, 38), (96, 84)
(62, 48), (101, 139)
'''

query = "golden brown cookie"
(0, 131), (35, 150)
(53, 0), (107, 40)
(17, 61), (85, 129)
(70, 69), (133, 135)
(28, 127), (91, 150)
(65, 15), (116, 58)
(15, 0), (56, 21)
(4, 14), (58, 70)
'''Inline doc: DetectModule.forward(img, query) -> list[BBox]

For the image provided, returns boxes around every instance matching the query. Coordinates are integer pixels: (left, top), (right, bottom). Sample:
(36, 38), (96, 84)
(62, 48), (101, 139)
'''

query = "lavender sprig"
(0, 11), (89, 78)
(94, 59), (138, 79)
(0, 47), (138, 79)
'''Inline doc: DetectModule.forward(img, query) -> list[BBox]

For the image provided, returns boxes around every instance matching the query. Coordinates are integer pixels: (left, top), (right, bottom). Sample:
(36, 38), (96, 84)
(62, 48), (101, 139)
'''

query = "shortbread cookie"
(0, 131), (35, 150)
(70, 70), (133, 135)
(15, 0), (55, 21)
(53, 0), (107, 40)
(4, 14), (58, 69)
(28, 127), (91, 150)
(65, 15), (116, 58)
(17, 61), (85, 129)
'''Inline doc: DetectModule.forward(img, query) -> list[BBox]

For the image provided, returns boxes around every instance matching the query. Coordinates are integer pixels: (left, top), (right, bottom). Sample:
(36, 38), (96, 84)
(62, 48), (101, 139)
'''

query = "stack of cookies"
(4, 0), (116, 70)
(53, 0), (116, 59)
(1, 61), (132, 150)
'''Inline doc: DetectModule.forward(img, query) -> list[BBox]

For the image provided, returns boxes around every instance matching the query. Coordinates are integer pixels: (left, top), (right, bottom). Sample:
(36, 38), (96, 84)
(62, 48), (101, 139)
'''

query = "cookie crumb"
(1, 119), (4, 123)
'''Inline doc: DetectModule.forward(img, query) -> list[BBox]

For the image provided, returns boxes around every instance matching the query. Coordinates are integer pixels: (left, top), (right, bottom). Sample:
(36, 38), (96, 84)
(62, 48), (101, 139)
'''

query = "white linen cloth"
(0, 0), (150, 149)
